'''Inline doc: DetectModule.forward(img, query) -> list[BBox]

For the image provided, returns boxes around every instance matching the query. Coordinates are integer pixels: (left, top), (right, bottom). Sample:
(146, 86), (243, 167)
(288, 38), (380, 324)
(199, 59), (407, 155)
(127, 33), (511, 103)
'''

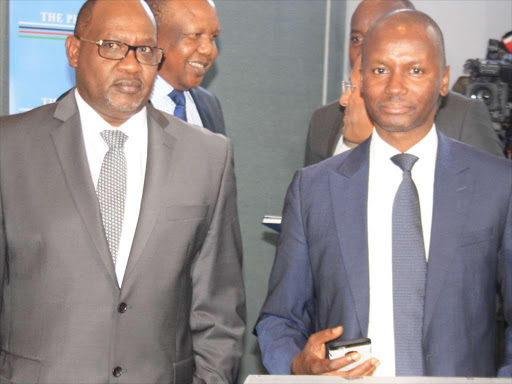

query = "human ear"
(439, 65), (450, 97)
(66, 36), (80, 68)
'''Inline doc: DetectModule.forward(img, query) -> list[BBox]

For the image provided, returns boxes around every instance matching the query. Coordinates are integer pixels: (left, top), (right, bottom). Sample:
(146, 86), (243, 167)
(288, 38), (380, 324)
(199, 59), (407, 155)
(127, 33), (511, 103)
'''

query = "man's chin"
(375, 117), (417, 133)
(378, 125), (414, 133)
(106, 93), (146, 114)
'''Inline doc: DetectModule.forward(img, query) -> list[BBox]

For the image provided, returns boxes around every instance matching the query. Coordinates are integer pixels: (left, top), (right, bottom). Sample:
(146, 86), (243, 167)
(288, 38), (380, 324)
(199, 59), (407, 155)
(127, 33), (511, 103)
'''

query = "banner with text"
(9, 0), (84, 114)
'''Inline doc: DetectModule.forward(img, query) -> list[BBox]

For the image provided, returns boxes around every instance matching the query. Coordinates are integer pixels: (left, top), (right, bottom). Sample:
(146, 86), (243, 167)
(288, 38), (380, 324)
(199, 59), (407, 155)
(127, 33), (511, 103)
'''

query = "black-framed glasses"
(76, 36), (164, 66)
(341, 80), (356, 94)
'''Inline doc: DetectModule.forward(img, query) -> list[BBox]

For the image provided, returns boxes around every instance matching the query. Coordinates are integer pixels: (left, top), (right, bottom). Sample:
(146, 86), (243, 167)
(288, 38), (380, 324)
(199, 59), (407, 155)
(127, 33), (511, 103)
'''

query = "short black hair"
(74, 0), (98, 37)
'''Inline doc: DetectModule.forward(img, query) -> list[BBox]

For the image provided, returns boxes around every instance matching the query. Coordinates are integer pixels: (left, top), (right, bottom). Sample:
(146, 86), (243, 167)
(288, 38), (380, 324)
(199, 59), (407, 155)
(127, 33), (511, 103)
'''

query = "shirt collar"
(150, 75), (193, 102)
(75, 88), (147, 139)
(371, 124), (438, 165)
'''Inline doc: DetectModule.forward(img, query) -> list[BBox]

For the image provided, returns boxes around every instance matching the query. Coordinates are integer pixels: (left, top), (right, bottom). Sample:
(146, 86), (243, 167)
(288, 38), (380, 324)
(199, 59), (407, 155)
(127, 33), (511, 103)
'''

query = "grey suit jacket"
(189, 86), (226, 136)
(0, 92), (245, 384)
(257, 132), (512, 376)
(304, 91), (504, 166)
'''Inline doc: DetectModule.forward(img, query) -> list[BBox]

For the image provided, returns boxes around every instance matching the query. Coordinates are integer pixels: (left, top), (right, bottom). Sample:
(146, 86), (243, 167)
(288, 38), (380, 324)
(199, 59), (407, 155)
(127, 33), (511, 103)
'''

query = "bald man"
(304, 0), (504, 166)
(256, 9), (511, 377)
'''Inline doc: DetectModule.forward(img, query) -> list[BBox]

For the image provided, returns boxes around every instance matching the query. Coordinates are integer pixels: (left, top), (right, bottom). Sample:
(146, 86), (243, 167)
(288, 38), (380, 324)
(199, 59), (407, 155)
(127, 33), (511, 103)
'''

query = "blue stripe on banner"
(19, 26), (75, 32)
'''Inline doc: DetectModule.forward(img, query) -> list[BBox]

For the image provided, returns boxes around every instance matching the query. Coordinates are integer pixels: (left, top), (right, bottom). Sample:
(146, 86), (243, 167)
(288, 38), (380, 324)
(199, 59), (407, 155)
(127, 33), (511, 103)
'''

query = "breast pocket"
(167, 205), (209, 221)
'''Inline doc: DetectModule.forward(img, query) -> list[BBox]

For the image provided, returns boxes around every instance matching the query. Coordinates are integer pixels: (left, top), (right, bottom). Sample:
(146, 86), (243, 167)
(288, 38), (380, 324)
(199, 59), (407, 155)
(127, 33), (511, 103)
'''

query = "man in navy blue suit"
(256, 9), (512, 377)
(146, 0), (226, 134)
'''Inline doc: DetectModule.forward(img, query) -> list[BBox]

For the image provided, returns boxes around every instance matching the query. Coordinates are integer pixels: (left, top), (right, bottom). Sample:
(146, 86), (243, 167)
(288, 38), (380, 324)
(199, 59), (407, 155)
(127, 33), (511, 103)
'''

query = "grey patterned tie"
(391, 153), (426, 376)
(97, 130), (128, 265)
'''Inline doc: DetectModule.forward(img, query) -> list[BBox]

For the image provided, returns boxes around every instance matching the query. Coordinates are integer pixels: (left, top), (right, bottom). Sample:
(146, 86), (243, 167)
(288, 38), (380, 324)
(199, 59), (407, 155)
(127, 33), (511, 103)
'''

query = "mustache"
(112, 79), (143, 88)
(378, 96), (415, 108)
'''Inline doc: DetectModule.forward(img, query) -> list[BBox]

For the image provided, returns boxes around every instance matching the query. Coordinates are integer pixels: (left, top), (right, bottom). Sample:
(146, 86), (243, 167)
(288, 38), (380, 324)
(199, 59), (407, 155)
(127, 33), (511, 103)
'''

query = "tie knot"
(391, 153), (419, 173)
(169, 89), (186, 107)
(101, 130), (128, 150)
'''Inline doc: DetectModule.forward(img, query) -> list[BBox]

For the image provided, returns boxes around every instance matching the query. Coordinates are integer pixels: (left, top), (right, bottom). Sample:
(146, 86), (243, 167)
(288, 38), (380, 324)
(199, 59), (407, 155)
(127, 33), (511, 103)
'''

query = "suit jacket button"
(112, 366), (123, 377)
(118, 303), (128, 313)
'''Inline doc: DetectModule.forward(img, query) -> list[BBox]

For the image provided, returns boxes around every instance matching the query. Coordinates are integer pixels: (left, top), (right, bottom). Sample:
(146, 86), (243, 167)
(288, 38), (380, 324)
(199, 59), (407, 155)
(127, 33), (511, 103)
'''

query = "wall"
(204, 2), (346, 380)
(343, 0), (512, 87)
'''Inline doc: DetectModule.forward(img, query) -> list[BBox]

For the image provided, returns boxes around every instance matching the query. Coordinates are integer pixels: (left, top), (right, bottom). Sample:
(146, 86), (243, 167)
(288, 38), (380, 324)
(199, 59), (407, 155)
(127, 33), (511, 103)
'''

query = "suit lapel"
(329, 139), (370, 335)
(122, 106), (177, 285)
(51, 92), (118, 287)
(423, 132), (472, 335)
(189, 87), (213, 131)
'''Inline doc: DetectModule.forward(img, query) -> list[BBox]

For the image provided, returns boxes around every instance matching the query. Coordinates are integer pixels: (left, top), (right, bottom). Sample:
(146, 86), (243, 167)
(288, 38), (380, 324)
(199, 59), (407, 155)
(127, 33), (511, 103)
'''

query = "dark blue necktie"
(169, 89), (187, 121)
(391, 153), (426, 376)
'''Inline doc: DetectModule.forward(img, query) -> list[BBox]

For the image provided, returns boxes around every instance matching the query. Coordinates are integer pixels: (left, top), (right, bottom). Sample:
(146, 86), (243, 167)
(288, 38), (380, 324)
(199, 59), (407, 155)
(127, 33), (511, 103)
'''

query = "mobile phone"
(327, 338), (371, 372)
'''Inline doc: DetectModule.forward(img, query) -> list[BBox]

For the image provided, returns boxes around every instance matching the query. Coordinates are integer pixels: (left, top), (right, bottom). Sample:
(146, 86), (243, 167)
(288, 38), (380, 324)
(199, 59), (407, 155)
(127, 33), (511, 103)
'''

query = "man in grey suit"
(0, 1), (245, 383)
(305, 0), (504, 166)
(146, 0), (226, 135)
(257, 10), (511, 377)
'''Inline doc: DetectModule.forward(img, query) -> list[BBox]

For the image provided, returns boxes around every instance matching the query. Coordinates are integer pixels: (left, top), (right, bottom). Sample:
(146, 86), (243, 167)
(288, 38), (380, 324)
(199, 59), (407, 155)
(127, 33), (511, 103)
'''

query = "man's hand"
(291, 326), (380, 376)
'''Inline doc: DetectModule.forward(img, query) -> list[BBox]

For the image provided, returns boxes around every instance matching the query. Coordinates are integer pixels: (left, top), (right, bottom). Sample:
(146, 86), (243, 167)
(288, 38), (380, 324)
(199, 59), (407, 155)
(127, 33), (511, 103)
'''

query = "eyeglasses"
(76, 37), (164, 66)
(341, 80), (356, 94)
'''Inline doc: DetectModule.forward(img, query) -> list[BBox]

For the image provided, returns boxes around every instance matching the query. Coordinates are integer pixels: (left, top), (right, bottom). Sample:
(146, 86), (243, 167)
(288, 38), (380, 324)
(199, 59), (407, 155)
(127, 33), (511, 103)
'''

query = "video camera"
(463, 39), (512, 127)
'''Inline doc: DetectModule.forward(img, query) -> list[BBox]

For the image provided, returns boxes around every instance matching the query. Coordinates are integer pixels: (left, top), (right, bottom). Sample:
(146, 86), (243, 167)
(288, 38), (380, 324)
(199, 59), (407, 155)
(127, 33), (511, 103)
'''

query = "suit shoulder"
(310, 100), (343, 122)
(0, 103), (59, 134)
(154, 106), (229, 148)
(308, 100), (344, 141)
(442, 91), (485, 112)
(448, 136), (511, 173)
(191, 86), (219, 103)
(302, 147), (352, 176)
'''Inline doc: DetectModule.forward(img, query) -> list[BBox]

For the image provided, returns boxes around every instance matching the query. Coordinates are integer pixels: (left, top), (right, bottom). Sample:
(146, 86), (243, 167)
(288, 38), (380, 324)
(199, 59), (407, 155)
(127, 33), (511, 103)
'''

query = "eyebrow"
(104, 36), (156, 45)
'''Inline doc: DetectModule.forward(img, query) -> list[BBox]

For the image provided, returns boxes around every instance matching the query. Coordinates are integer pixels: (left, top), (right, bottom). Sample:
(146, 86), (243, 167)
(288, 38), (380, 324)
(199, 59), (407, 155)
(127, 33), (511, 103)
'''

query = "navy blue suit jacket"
(189, 86), (226, 136)
(256, 131), (512, 377)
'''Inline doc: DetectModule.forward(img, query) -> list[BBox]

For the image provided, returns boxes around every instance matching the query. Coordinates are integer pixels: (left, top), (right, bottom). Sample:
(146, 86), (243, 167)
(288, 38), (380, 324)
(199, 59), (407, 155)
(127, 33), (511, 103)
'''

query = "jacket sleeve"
(255, 170), (315, 374)
(190, 140), (246, 384)
(498, 172), (512, 377)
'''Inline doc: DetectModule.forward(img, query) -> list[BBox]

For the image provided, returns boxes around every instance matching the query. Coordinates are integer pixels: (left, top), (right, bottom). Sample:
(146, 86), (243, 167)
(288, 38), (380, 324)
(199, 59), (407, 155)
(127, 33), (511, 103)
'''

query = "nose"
(385, 71), (407, 96)
(197, 35), (216, 57)
(117, 49), (142, 72)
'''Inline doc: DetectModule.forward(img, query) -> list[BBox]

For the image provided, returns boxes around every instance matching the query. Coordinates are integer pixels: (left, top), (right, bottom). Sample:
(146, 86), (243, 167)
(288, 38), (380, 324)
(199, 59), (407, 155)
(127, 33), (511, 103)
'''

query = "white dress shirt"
(150, 75), (203, 126)
(75, 89), (148, 287)
(366, 126), (437, 376)
(333, 134), (352, 155)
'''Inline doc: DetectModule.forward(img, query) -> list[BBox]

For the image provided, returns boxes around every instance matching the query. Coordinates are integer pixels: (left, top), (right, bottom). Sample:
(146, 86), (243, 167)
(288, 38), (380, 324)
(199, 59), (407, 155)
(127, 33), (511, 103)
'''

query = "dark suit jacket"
(189, 86), (226, 136)
(0, 92), (245, 383)
(305, 91), (504, 166)
(257, 132), (512, 377)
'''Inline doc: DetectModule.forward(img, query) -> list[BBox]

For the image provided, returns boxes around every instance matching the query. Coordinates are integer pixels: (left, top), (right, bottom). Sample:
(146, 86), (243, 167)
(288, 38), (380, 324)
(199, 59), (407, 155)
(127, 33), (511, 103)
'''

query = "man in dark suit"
(305, 0), (503, 166)
(146, 0), (226, 135)
(0, 1), (245, 382)
(256, 9), (511, 377)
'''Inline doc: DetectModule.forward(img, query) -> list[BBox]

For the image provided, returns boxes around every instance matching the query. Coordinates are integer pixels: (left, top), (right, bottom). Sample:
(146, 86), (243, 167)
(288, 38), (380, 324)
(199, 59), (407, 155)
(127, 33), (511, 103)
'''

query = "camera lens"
(470, 86), (493, 105)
